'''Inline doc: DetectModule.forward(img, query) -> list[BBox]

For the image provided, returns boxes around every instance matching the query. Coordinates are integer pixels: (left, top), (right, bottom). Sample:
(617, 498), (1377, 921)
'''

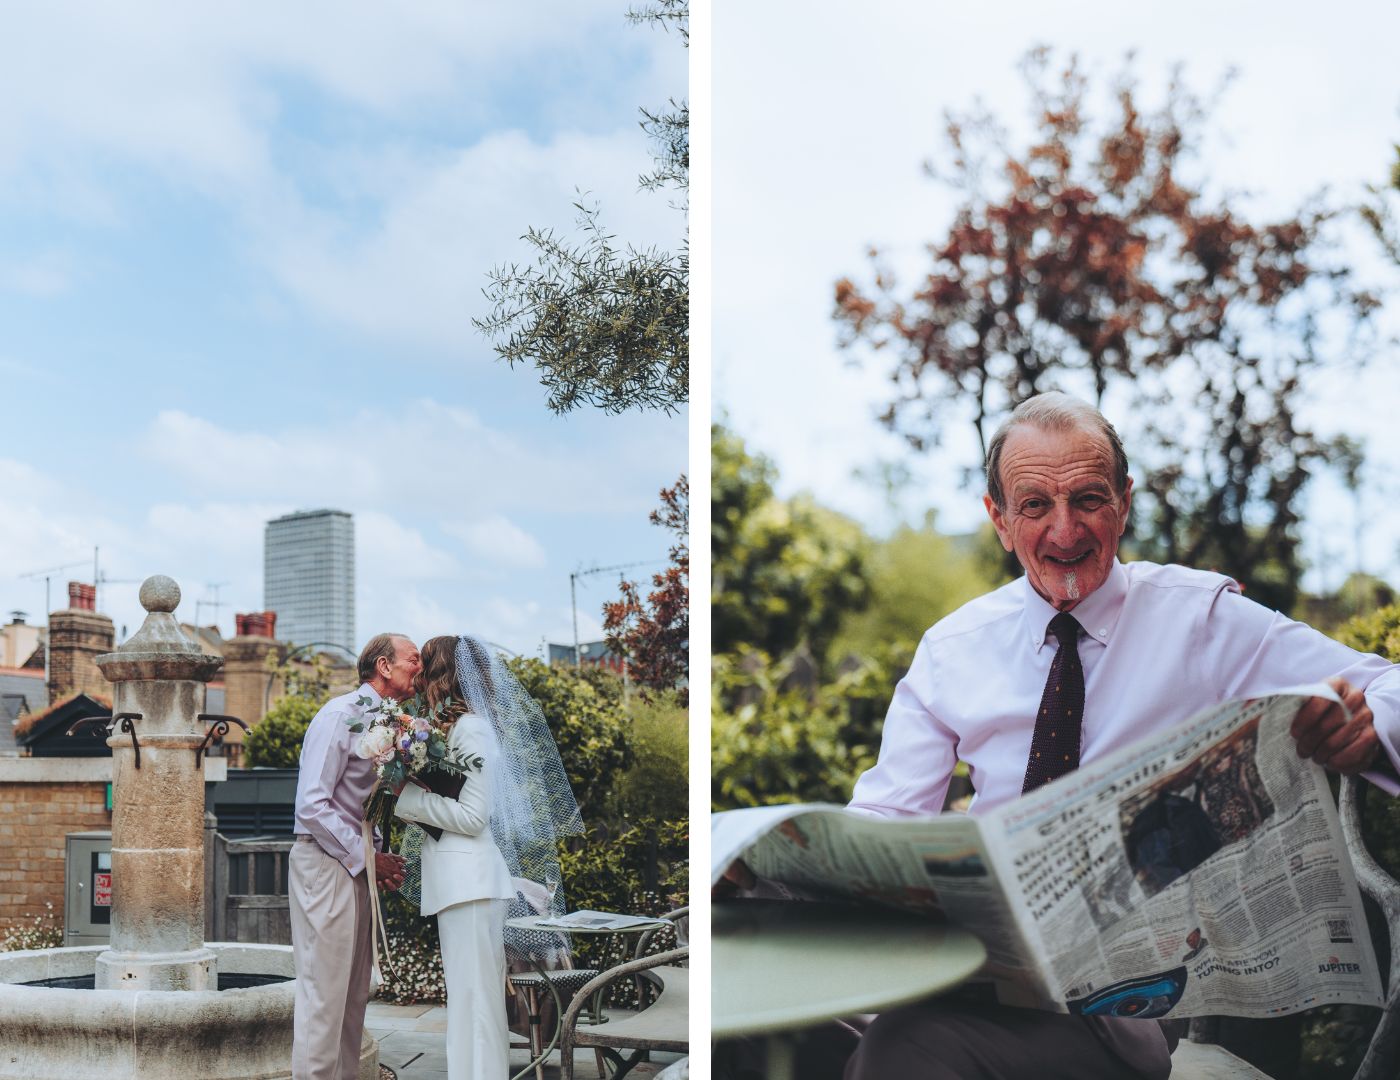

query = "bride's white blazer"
(393, 713), (515, 916)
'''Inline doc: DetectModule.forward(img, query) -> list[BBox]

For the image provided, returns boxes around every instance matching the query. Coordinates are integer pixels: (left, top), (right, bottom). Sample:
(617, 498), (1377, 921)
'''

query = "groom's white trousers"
(289, 838), (373, 1080)
(438, 898), (509, 1080)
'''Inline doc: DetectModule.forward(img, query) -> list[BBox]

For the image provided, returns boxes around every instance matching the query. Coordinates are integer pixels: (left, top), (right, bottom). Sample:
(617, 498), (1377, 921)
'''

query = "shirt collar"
(358, 682), (383, 707)
(1024, 558), (1129, 652)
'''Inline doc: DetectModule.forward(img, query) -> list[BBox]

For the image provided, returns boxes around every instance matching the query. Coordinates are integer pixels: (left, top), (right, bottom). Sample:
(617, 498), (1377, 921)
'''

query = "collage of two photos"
(2, 1), (1400, 1079)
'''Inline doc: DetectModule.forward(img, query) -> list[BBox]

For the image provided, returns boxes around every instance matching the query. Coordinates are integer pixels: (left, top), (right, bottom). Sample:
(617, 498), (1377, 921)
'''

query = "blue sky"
(0, 3), (688, 656)
(714, 0), (1400, 596)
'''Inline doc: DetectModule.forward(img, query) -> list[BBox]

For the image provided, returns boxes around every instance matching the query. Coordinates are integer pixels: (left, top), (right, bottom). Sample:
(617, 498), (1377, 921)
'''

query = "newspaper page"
(535, 910), (663, 930)
(711, 803), (1053, 1005)
(985, 686), (1385, 1018)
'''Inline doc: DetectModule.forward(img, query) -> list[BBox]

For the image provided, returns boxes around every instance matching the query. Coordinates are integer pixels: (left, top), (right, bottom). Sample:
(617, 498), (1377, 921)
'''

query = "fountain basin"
(0, 943), (377, 1079)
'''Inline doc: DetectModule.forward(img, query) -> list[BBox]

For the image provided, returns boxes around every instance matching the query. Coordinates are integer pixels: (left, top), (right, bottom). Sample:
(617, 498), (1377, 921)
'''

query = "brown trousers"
(843, 1000), (1174, 1080)
(289, 839), (373, 1080)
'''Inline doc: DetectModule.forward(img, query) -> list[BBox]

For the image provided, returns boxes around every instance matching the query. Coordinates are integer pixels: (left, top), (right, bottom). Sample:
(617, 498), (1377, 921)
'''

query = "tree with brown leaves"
(834, 49), (1379, 613)
(604, 475), (688, 703)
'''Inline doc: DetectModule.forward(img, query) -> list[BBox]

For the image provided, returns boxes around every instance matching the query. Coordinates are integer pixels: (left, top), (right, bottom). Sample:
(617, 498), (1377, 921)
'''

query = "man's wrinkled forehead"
(999, 422), (1118, 486)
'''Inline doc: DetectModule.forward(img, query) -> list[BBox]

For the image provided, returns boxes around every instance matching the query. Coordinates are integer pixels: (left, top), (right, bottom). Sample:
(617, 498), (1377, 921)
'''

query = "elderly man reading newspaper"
(717, 393), (1400, 1080)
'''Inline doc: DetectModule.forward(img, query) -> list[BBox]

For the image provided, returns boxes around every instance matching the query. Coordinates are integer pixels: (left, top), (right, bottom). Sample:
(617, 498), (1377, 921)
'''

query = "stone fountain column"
(93, 575), (223, 991)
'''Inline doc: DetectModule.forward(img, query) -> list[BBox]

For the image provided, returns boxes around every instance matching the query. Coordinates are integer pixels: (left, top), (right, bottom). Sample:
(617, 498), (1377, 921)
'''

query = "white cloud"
(145, 501), (285, 562)
(0, 3), (686, 358)
(0, 251), (75, 297)
(0, 458), (62, 504)
(357, 512), (458, 581)
(136, 403), (681, 518)
(444, 515), (547, 570)
(135, 501), (287, 626)
(357, 586), (460, 651)
(0, 3), (638, 194)
(259, 127), (682, 353)
(477, 596), (549, 655)
(355, 588), (548, 658)
(0, 460), (140, 629)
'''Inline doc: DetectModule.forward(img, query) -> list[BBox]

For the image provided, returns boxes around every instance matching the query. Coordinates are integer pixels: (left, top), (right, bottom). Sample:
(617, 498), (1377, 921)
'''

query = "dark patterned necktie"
(1022, 612), (1085, 794)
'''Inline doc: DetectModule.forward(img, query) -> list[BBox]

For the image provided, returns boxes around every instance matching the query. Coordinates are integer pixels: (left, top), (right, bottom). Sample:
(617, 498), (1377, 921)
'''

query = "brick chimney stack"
(234, 611), (277, 639)
(223, 612), (285, 758)
(47, 581), (115, 701)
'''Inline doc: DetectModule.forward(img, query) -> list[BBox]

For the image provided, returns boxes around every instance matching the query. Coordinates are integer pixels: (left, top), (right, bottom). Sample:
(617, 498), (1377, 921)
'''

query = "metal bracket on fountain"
(65, 712), (145, 768)
(194, 714), (249, 767)
(64, 715), (113, 738)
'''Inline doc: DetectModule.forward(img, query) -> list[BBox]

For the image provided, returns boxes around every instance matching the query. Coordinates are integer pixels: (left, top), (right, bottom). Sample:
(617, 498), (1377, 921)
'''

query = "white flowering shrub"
(0, 903), (63, 952)
(375, 927), (446, 1005)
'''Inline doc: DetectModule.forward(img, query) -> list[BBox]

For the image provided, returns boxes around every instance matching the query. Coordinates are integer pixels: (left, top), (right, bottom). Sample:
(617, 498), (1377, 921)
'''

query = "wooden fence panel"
(206, 832), (293, 945)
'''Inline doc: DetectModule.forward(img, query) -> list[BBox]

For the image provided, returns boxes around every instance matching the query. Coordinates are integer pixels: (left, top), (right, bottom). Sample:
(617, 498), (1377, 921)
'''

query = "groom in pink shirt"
(290, 632), (419, 1080)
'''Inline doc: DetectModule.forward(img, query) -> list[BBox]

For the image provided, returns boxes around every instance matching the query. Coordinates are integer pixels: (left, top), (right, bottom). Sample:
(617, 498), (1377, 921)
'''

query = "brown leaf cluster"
(833, 49), (1376, 612)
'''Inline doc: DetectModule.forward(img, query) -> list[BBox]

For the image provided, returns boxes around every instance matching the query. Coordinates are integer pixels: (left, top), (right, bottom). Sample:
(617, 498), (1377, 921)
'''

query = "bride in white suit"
(394, 634), (582, 1080)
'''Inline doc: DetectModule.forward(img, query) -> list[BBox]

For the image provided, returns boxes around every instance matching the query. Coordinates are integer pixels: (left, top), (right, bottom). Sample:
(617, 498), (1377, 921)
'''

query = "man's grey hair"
(984, 392), (1130, 508)
(358, 633), (408, 683)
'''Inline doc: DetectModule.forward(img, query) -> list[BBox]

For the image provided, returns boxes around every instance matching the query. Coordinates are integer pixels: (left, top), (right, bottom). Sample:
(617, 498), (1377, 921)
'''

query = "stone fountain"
(0, 576), (377, 1078)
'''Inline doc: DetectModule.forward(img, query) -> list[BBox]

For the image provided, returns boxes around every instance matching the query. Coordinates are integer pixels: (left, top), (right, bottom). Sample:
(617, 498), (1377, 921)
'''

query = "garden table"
(506, 911), (671, 1080)
(712, 900), (988, 1080)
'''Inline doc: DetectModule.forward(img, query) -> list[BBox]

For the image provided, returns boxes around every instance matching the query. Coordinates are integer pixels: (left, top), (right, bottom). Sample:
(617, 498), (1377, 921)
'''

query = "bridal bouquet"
(349, 694), (482, 827)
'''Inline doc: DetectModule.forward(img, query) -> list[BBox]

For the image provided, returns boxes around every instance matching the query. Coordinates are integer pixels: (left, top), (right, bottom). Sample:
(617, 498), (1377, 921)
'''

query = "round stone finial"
(139, 575), (181, 613)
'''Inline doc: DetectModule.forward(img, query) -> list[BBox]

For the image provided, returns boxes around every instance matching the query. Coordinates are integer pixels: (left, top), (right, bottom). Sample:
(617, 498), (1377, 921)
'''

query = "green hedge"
(1295, 605), (1400, 1078)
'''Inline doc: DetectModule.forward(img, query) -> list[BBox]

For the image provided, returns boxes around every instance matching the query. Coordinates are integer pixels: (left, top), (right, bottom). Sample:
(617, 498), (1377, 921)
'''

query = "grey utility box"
(64, 831), (112, 945)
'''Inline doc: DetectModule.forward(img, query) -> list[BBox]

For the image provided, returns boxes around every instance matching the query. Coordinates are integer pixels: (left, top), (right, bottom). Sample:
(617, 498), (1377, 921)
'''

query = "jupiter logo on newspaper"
(1317, 956), (1362, 975)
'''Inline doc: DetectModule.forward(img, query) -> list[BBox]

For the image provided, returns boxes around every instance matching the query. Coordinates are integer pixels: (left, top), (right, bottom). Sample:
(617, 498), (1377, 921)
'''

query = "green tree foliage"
(712, 423), (871, 663)
(242, 694), (322, 768)
(504, 657), (632, 822)
(504, 658), (686, 974)
(833, 513), (1008, 660)
(711, 651), (886, 810)
(615, 689), (689, 824)
(1334, 601), (1400, 663)
(474, 1), (688, 415)
(834, 48), (1379, 614)
(712, 424), (1011, 808)
(1294, 572), (1397, 636)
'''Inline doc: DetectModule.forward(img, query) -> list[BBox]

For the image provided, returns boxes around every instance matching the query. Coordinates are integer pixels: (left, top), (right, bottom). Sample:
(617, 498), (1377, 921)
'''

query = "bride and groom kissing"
(288, 631), (581, 1080)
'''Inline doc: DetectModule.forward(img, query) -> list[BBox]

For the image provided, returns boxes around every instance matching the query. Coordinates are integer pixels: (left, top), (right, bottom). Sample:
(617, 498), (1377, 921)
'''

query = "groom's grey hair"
(358, 633), (409, 683)
(985, 391), (1130, 509)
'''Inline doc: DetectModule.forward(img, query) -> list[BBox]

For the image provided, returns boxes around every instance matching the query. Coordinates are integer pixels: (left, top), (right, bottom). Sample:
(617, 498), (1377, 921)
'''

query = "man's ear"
(1117, 476), (1134, 537)
(984, 493), (1014, 553)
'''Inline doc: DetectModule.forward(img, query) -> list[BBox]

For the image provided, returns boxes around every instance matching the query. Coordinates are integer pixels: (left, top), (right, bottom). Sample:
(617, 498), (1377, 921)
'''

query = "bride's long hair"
(415, 636), (468, 722)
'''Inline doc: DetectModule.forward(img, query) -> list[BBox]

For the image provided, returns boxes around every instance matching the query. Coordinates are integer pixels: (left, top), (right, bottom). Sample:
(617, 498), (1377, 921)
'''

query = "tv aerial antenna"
(568, 560), (656, 666)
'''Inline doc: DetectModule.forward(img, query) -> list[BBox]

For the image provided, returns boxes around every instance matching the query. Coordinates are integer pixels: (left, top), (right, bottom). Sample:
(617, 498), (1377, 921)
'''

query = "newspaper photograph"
(711, 687), (1386, 1019)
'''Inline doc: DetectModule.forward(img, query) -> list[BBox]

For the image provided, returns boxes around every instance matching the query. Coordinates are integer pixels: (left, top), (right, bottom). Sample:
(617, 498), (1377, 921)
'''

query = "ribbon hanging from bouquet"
(362, 819), (398, 982)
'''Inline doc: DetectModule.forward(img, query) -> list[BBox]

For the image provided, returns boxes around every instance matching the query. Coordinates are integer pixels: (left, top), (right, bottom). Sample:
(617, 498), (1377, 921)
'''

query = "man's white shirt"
(849, 559), (1400, 818)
